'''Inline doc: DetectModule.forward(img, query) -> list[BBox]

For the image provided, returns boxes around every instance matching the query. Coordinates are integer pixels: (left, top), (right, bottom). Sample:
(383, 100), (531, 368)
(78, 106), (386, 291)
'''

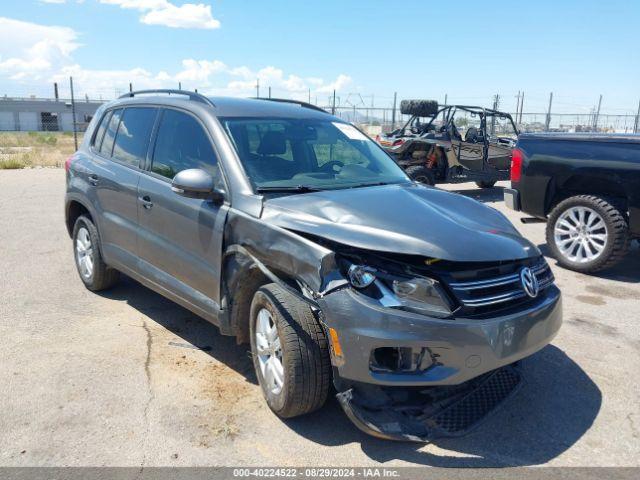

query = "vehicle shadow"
(98, 276), (258, 383)
(538, 241), (640, 284)
(98, 278), (601, 467)
(283, 345), (602, 467)
(449, 185), (505, 204)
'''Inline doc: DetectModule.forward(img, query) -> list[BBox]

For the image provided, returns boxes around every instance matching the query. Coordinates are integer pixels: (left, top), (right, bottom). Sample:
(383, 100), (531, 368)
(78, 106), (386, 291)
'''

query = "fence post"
(545, 92), (553, 131)
(593, 94), (602, 131)
(69, 76), (78, 151)
(391, 92), (397, 130)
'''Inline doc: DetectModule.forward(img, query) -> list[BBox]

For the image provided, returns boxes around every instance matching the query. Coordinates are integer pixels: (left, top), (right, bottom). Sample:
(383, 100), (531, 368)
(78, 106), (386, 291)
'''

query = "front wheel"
(249, 284), (331, 418)
(475, 180), (496, 189)
(546, 195), (630, 273)
(405, 165), (435, 186)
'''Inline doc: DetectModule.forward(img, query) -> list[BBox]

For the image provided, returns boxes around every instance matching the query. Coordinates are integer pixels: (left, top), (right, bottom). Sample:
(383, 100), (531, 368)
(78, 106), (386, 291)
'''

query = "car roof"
(108, 93), (336, 120)
(209, 97), (331, 119)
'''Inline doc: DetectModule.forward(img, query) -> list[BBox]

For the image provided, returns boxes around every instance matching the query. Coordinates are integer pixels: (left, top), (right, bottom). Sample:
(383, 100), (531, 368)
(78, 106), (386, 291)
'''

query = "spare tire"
(400, 99), (439, 117)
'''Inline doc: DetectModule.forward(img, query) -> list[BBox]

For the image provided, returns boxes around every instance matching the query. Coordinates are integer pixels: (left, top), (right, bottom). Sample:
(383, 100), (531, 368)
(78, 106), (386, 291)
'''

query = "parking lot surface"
(1, 168), (639, 467)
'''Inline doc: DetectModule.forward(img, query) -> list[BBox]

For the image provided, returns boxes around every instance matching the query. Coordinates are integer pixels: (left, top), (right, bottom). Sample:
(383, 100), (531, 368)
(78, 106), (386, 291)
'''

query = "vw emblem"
(520, 267), (539, 298)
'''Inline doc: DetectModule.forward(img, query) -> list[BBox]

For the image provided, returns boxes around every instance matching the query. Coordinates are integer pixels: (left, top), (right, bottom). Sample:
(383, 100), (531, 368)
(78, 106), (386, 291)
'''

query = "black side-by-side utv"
(376, 100), (520, 188)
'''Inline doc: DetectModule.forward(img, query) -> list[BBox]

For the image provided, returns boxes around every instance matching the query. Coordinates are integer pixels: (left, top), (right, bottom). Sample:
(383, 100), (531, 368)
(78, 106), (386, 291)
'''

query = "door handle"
(88, 174), (99, 186)
(139, 195), (154, 209)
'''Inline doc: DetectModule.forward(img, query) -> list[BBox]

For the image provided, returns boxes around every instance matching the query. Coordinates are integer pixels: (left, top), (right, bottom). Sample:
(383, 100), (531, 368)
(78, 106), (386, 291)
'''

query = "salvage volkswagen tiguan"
(65, 90), (562, 441)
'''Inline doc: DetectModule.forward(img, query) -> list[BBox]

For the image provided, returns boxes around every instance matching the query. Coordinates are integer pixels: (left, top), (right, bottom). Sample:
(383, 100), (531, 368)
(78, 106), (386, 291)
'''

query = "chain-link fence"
(1, 92), (639, 135)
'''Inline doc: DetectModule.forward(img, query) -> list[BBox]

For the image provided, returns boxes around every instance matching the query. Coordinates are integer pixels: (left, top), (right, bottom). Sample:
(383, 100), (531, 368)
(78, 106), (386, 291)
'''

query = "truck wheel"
(72, 215), (119, 291)
(406, 165), (435, 186)
(546, 195), (630, 273)
(476, 180), (497, 189)
(249, 283), (331, 418)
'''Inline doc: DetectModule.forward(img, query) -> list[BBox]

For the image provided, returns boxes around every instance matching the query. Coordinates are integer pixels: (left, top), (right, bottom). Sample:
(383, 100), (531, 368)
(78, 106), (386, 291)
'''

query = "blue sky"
(0, 0), (638, 114)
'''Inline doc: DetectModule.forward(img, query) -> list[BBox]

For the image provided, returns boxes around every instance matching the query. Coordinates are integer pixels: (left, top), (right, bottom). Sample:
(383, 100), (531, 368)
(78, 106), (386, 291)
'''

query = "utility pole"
(634, 98), (640, 134)
(178, 82), (182, 90)
(69, 76), (78, 151)
(519, 91), (525, 124)
(129, 83), (133, 93)
(593, 94), (603, 131)
(515, 91), (521, 118)
(545, 92), (553, 131)
(268, 86), (271, 99)
(256, 78), (260, 98)
(491, 94), (500, 134)
(391, 91), (397, 130)
(444, 93), (448, 106)
(308, 88), (311, 104)
(332, 90), (336, 115)
(54, 82), (59, 101)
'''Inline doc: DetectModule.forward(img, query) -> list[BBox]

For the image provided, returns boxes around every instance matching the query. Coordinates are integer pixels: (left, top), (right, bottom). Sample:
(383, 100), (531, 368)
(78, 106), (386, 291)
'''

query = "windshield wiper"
(256, 185), (324, 193)
(346, 181), (397, 189)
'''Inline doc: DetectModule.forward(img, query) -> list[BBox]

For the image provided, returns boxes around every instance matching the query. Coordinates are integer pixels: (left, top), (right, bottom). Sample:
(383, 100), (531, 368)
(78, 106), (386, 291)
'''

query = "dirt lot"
(0, 168), (639, 467)
(0, 132), (81, 169)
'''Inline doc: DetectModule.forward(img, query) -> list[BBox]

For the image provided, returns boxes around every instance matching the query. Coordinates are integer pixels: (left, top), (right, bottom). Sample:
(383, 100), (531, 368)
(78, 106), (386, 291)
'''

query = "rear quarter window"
(92, 110), (112, 151)
(99, 109), (122, 156)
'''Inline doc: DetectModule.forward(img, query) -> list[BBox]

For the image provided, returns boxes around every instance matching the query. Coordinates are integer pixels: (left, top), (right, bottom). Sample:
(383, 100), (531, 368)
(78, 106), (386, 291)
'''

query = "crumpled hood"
(260, 184), (539, 262)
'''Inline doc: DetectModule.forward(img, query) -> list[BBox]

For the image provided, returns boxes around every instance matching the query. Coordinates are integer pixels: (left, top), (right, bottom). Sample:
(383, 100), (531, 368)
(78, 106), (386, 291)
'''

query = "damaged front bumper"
(318, 285), (561, 386)
(337, 364), (522, 442)
(318, 285), (561, 441)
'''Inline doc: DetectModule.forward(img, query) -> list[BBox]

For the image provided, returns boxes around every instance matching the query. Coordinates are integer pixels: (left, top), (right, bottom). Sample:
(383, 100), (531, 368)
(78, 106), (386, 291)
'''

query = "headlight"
(390, 277), (452, 317)
(347, 264), (376, 289)
(345, 262), (453, 317)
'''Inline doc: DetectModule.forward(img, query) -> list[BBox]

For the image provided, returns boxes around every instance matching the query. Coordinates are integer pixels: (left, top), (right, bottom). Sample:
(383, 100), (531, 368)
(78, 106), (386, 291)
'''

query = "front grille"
(444, 259), (554, 316)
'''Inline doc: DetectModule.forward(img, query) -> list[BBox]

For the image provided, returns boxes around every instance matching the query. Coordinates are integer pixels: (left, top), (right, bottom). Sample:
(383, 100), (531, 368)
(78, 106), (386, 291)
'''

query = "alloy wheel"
(553, 206), (608, 263)
(75, 226), (94, 279)
(255, 308), (284, 395)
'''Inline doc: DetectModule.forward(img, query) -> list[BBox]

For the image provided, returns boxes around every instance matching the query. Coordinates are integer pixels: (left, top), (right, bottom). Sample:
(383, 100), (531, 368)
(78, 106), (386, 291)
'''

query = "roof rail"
(119, 89), (215, 107)
(255, 97), (327, 113)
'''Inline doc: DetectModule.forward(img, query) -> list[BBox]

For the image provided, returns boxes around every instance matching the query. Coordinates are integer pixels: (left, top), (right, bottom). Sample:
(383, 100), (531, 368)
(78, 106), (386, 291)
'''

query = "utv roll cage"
(399, 105), (520, 139)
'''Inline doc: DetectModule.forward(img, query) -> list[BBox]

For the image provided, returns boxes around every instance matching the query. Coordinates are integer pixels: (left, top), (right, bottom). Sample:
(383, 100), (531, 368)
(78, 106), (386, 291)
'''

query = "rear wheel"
(475, 180), (497, 189)
(249, 284), (331, 418)
(72, 215), (119, 291)
(546, 195), (629, 273)
(406, 165), (435, 186)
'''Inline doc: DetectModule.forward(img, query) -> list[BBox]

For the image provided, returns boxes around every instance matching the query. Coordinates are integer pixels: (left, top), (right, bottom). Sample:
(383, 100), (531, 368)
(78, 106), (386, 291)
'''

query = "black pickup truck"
(504, 133), (640, 273)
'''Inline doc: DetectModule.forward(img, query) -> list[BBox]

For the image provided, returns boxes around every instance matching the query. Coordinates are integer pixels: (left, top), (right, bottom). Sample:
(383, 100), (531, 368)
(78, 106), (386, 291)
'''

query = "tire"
(400, 99), (439, 117)
(476, 180), (496, 189)
(72, 215), (119, 291)
(406, 165), (435, 186)
(546, 195), (630, 273)
(249, 283), (331, 418)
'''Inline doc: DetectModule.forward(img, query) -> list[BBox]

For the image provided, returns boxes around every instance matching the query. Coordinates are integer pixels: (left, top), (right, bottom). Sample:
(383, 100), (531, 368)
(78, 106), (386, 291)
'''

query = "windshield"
(221, 117), (409, 191)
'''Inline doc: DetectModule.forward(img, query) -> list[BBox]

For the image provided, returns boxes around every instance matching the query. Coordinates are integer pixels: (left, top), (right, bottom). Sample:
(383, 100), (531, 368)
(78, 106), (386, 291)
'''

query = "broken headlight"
(345, 262), (454, 318)
(389, 276), (452, 316)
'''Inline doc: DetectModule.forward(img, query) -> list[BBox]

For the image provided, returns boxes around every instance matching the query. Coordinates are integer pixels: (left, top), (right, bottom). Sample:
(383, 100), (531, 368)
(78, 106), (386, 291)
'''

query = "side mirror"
(171, 169), (225, 203)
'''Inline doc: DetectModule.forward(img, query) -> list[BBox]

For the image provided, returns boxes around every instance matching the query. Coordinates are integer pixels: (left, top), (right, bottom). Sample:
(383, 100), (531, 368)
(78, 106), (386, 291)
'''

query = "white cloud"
(0, 17), (79, 80)
(0, 17), (352, 100)
(100, 0), (220, 29)
(317, 74), (352, 93)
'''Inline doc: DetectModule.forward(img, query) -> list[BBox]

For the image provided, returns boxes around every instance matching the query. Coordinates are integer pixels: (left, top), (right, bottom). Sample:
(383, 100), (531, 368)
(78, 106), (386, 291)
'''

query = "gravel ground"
(0, 168), (638, 467)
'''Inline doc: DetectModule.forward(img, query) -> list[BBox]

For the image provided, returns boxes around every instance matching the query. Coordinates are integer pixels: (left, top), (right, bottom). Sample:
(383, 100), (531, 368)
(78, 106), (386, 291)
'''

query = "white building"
(0, 96), (104, 132)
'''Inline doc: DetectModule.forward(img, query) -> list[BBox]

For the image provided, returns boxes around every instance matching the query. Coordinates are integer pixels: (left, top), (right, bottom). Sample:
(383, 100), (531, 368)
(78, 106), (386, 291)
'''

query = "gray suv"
(65, 90), (562, 441)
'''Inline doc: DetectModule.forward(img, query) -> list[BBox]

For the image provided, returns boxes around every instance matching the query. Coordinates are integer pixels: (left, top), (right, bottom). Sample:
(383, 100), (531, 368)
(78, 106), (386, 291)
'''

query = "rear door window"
(151, 109), (222, 186)
(99, 109), (122, 156)
(112, 107), (157, 168)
